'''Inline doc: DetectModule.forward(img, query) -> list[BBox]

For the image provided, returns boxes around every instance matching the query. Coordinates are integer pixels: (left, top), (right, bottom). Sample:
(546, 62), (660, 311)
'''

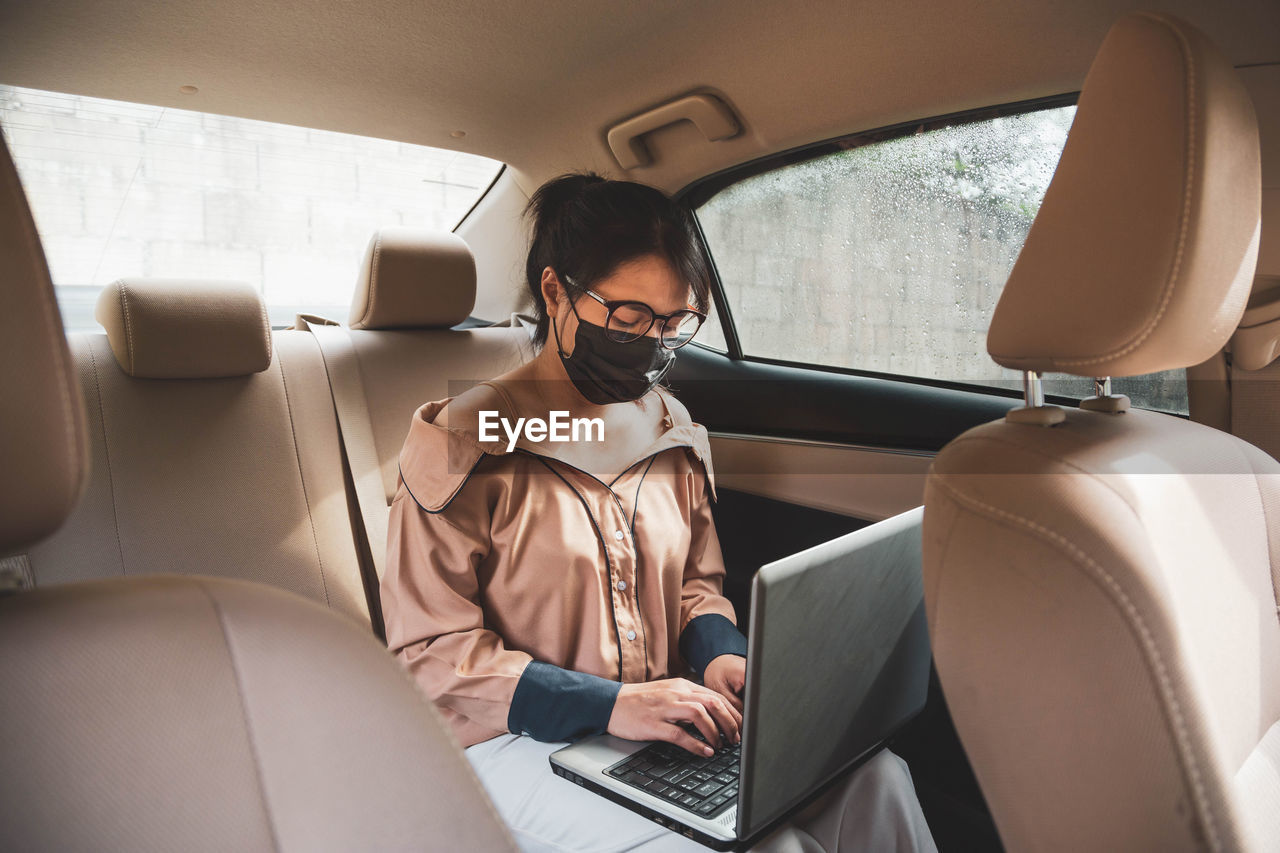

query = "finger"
(682, 680), (743, 735)
(720, 685), (744, 715)
(700, 692), (741, 744)
(727, 672), (746, 707)
(727, 690), (743, 727)
(695, 683), (743, 733)
(673, 701), (720, 752)
(662, 724), (714, 757)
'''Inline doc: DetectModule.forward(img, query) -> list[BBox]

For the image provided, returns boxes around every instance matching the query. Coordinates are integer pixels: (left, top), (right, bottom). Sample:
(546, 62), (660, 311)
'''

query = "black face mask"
(553, 299), (675, 405)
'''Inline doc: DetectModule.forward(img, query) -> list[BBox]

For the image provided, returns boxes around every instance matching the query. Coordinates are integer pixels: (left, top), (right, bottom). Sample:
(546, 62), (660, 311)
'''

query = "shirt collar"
(398, 391), (716, 513)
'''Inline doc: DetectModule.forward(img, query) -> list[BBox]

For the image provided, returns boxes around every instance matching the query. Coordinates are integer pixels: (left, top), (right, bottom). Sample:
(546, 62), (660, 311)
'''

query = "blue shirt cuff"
(679, 613), (748, 679)
(507, 660), (622, 741)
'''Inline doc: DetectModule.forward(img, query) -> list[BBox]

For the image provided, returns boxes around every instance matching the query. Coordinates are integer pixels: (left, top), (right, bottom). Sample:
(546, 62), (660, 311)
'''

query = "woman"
(381, 173), (936, 851)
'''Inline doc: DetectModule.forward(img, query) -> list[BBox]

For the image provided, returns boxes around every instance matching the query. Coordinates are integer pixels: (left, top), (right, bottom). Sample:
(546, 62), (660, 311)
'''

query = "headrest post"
(1080, 374), (1131, 414)
(1006, 370), (1066, 426)
(1023, 370), (1045, 408)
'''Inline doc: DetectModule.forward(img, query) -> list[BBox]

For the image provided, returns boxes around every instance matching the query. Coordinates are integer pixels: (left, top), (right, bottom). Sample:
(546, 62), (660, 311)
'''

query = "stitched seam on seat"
(924, 489), (961, 637)
(38, 252), (79, 484)
(116, 279), (136, 375)
(258, 290), (273, 365)
(198, 581), (283, 852)
(931, 473), (1222, 851)
(941, 432), (1143, 517)
(355, 234), (382, 328)
(276, 349), (331, 609)
(86, 339), (127, 577)
(3, 152), (82, 482)
(1052, 14), (1196, 368)
(369, 235), (381, 326)
(345, 333), (388, 505)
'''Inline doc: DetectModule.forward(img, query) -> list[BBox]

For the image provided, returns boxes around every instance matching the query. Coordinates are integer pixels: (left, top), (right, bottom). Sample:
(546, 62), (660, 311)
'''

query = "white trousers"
(465, 735), (938, 853)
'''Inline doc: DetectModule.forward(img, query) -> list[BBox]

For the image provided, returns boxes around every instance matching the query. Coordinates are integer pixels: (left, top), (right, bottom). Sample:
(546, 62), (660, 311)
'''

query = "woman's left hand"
(703, 654), (746, 713)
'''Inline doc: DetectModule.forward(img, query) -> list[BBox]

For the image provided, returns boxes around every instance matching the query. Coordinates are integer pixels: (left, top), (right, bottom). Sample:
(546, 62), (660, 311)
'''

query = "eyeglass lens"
(604, 302), (703, 348)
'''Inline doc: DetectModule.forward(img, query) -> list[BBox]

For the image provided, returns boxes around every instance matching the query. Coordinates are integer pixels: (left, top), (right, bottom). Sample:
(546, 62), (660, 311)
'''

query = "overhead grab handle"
(607, 93), (741, 170)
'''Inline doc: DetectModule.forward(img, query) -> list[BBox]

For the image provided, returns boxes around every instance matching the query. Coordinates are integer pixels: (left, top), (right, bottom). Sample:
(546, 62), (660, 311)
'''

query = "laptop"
(549, 506), (931, 850)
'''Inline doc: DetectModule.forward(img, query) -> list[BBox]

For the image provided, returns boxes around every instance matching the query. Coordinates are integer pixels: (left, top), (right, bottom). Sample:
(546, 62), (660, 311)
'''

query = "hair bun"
(527, 172), (606, 224)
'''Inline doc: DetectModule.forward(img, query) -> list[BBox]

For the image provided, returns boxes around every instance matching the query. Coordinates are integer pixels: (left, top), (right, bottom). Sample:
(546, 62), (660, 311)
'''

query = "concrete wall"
(0, 85), (500, 331)
(697, 107), (1188, 414)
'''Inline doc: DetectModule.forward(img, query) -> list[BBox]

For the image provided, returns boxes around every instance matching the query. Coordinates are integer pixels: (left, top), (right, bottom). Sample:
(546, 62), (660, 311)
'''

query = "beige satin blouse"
(381, 383), (746, 748)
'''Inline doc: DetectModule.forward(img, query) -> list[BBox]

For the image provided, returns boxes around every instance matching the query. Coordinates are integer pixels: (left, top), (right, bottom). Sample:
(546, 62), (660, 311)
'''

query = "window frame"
(453, 163), (508, 232)
(674, 92), (1137, 411)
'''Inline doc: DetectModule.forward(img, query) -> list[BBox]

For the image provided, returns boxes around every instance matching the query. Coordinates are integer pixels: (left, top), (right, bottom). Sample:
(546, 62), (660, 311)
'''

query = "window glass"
(0, 85), (503, 331)
(692, 300), (728, 352)
(695, 104), (1188, 414)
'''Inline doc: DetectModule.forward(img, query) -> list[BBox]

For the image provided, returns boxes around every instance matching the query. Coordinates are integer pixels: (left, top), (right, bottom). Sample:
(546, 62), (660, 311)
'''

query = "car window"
(0, 85), (503, 331)
(694, 102), (1189, 415)
(692, 301), (729, 352)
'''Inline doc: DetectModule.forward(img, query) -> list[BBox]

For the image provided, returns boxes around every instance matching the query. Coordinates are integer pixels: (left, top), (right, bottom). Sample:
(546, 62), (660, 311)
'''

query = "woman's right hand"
(607, 678), (742, 756)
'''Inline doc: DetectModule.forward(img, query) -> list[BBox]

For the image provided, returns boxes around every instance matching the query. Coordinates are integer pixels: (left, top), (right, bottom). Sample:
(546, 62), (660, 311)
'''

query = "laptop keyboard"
(605, 728), (740, 819)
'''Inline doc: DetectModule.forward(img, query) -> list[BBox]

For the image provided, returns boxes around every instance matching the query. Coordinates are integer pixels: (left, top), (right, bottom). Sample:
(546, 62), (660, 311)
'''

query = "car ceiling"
(0, 0), (1276, 196)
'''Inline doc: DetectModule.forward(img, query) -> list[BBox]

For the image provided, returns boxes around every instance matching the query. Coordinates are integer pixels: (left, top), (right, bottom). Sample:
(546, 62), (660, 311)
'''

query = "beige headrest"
(0, 131), (90, 554)
(348, 228), (476, 330)
(1229, 275), (1280, 370)
(94, 279), (272, 379)
(987, 12), (1261, 378)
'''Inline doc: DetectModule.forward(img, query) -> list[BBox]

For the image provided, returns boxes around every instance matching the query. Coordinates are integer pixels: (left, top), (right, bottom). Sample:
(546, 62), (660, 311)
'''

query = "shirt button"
(626, 630), (637, 641)
(614, 530), (625, 541)
(617, 580), (627, 591)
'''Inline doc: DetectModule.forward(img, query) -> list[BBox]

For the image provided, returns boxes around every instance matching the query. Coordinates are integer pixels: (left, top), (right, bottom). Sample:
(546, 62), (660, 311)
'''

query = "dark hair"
(523, 172), (712, 349)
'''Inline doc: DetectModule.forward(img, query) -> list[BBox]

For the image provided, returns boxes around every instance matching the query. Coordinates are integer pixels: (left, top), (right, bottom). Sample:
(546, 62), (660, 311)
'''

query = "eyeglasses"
(563, 275), (706, 350)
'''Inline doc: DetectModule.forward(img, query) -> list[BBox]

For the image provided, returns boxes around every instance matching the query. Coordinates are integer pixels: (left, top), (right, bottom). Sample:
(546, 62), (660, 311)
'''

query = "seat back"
(341, 226), (531, 506)
(0, 125), (87, 557)
(0, 126), (514, 853)
(25, 279), (372, 625)
(0, 575), (516, 851)
(18, 228), (532, 628)
(922, 12), (1275, 852)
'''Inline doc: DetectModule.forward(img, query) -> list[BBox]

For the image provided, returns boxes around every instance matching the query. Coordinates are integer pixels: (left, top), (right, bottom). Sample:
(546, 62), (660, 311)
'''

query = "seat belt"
(295, 315), (389, 585)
